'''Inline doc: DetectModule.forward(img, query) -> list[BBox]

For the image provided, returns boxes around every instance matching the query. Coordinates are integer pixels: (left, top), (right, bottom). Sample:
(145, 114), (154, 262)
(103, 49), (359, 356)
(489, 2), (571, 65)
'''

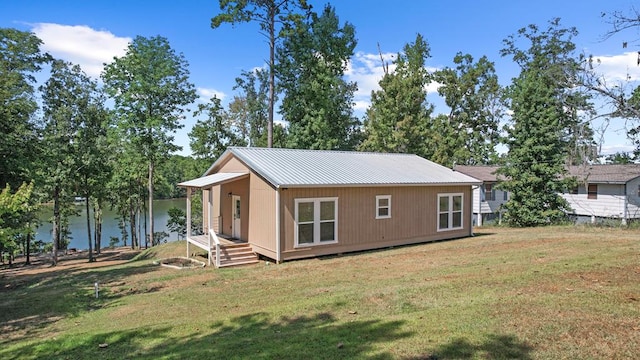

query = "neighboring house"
(454, 165), (508, 226)
(563, 164), (640, 224)
(178, 147), (481, 267)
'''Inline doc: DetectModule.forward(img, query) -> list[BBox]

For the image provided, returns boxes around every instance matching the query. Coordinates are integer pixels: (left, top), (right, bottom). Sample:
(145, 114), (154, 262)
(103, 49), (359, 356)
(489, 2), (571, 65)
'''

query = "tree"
(230, 68), (271, 147)
(189, 96), (243, 162)
(277, 4), (360, 150)
(431, 53), (503, 166)
(0, 28), (48, 188)
(40, 59), (92, 264)
(167, 207), (187, 240)
(102, 35), (197, 247)
(211, 0), (310, 148)
(360, 34), (434, 158)
(498, 19), (582, 227)
(0, 182), (37, 265)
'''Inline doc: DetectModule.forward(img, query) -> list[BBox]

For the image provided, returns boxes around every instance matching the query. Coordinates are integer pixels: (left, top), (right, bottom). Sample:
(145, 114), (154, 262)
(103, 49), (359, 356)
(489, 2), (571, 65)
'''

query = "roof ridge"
(230, 147), (417, 156)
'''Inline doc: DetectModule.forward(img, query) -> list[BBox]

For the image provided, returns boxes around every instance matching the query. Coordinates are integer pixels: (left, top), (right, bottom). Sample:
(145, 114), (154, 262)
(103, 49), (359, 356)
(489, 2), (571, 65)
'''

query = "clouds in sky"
(592, 51), (640, 82)
(197, 87), (226, 102)
(31, 23), (130, 78)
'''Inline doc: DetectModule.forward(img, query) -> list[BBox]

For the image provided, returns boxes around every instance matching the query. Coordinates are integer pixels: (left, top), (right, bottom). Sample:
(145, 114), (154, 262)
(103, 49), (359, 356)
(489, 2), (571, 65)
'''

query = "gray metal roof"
(178, 172), (248, 189)
(210, 147), (480, 188)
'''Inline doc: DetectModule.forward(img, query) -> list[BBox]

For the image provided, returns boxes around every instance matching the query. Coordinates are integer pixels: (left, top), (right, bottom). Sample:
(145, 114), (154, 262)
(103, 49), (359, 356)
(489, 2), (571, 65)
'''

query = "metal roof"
(178, 172), (248, 189)
(209, 147), (480, 188)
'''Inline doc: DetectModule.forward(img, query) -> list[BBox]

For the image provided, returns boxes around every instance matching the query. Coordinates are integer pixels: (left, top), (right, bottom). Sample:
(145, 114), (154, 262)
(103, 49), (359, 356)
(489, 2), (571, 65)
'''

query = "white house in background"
(454, 165), (509, 226)
(563, 164), (640, 224)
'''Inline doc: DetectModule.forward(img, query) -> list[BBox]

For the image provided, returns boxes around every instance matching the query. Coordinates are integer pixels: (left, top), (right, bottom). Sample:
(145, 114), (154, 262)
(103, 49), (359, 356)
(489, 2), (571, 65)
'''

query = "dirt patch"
(0, 247), (142, 285)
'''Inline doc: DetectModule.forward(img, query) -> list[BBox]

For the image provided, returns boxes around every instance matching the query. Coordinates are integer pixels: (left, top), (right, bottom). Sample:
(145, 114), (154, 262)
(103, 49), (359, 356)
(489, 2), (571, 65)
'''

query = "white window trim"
(294, 197), (338, 247)
(375, 195), (391, 219)
(437, 193), (464, 232)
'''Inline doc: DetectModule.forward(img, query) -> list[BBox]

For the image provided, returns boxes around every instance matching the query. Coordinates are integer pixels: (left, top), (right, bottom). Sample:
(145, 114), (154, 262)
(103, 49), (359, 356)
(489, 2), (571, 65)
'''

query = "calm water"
(36, 198), (187, 250)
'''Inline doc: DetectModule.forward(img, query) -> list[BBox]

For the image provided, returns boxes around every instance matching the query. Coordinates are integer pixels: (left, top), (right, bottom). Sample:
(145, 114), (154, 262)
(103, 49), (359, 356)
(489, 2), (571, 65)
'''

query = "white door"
(232, 195), (241, 239)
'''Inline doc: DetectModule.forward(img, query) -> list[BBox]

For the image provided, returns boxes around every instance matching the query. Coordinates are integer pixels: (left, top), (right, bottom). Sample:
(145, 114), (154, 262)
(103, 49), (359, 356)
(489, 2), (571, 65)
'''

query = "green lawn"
(1, 226), (639, 359)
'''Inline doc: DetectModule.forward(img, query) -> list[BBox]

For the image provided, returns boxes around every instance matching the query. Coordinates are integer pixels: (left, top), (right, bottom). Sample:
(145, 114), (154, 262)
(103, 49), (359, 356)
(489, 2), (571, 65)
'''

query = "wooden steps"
(214, 243), (259, 268)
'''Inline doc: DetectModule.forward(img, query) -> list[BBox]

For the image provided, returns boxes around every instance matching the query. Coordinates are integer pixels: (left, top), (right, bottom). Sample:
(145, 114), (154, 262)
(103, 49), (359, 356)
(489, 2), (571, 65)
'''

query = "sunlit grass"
(1, 226), (638, 359)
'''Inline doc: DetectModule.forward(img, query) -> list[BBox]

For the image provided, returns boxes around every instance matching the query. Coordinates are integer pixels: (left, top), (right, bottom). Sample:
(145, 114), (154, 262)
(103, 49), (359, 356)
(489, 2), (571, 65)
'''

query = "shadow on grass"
(0, 260), (160, 345)
(2, 312), (413, 359)
(408, 334), (533, 360)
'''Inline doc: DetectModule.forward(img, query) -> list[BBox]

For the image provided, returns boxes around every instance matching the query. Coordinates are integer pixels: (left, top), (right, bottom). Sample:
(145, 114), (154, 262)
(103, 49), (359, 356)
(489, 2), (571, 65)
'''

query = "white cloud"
(31, 23), (130, 78)
(345, 51), (442, 115)
(599, 143), (635, 155)
(591, 51), (640, 82)
(197, 87), (226, 102)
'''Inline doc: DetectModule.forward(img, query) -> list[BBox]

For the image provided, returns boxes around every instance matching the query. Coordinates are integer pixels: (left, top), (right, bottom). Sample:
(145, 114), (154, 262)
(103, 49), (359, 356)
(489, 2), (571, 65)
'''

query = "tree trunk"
(129, 205), (137, 249)
(267, 5), (276, 148)
(94, 202), (102, 254)
(25, 231), (31, 265)
(120, 217), (127, 247)
(148, 161), (155, 246)
(51, 186), (59, 266)
(85, 196), (94, 262)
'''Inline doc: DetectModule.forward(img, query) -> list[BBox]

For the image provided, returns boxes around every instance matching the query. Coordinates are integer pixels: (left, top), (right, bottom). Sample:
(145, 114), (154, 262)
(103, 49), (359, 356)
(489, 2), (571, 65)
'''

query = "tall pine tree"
(360, 34), (434, 157)
(277, 4), (359, 150)
(498, 19), (582, 227)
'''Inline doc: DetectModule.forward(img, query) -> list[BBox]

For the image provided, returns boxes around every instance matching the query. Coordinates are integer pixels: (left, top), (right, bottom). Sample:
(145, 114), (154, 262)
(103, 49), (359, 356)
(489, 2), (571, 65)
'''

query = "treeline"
(2, 2), (640, 265)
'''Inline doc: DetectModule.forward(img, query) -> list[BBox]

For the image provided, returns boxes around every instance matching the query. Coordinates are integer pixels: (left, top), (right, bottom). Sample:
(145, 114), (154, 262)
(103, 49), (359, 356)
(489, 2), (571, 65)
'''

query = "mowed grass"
(1, 226), (639, 359)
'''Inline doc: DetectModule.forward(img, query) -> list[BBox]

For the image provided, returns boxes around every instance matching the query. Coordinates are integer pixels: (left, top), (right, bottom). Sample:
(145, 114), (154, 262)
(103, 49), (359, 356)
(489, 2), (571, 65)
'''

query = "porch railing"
(209, 228), (221, 268)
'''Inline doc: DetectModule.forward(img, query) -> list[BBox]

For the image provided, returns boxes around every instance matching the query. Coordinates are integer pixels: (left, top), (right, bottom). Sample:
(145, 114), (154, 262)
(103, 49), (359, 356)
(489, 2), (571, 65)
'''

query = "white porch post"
(186, 187), (192, 258)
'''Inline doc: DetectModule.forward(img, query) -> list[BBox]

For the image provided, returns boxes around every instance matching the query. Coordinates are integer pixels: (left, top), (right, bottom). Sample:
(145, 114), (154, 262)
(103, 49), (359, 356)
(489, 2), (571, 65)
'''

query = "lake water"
(35, 198), (187, 250)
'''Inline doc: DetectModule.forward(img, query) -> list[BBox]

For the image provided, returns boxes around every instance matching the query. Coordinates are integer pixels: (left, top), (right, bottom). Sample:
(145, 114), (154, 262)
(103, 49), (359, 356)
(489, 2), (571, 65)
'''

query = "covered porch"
(178, 172), (258, 268)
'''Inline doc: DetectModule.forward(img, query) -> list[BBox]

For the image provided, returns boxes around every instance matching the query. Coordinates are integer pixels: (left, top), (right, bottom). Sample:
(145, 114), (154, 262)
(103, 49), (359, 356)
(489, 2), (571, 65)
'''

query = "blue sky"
(2, 0), (640, 156)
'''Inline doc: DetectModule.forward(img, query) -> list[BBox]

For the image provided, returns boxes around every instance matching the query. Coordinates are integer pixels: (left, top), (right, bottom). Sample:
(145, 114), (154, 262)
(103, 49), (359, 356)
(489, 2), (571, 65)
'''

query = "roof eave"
(277, 182), (481, 189)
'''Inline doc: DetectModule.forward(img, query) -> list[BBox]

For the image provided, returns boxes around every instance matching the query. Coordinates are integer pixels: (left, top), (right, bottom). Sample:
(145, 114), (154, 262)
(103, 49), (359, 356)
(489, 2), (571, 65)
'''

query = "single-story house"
(178, 147), (481, 267)
(562, 164), (640, 224)
(453, 165), (508, 226)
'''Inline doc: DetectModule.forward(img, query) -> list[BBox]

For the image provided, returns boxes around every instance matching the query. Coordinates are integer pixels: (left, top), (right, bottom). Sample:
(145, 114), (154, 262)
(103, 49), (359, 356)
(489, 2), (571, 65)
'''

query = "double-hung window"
(376, 195), (391, 219)
(484, 183), (495, 201)
(438, 193), (463, 231)
(295, 197), (338, 246)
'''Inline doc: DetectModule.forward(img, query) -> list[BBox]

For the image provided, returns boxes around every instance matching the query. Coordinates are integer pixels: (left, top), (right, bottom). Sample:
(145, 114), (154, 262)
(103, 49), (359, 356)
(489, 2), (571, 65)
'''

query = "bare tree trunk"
(94, 202), (102, 254)
(267, 5), (276, 148)
(129, 205), (137, 249)
(148, 161), (154, 246)
(25, 231), (31, 265)
(51, 186), (59, 266)
(85, 196), (94, 262)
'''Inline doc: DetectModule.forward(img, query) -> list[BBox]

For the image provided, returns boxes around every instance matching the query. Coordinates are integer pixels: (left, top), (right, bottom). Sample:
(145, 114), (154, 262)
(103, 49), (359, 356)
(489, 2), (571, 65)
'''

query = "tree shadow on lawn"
(407, 334), (533, 360)
(0, 260), (161, 345)
(2, 312), (414, 360)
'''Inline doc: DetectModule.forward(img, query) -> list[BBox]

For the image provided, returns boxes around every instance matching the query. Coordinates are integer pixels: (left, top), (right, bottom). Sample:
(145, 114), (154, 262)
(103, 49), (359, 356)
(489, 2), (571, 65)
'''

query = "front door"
(232, 195), (241, 239)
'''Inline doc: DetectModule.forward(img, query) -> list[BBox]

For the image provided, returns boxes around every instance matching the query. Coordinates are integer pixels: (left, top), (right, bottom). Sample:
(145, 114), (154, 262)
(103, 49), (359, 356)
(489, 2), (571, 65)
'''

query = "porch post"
(186, 187), (192, 258)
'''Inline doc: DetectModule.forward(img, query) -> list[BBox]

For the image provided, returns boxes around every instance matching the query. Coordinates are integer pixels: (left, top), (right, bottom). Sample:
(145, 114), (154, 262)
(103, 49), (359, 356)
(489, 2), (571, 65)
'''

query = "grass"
(1, 226), (639, 359)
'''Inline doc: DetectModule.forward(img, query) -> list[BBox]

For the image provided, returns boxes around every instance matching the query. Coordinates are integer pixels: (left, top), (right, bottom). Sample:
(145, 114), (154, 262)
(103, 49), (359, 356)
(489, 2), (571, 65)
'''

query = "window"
(637, 184), (640, 197)
(503, 190), (508, 201)
(295, 197), (337, 246)
(587, 184), (597, 199)
(438, 193), (463, 231)
(484, 183), (495, 201)
(571, 186), (579, 195)
(376, 195), (391, 219)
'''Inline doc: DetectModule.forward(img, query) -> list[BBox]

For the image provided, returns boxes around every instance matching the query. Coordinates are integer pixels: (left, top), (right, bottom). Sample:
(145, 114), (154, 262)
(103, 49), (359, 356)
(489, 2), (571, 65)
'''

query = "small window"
(503, 190), (508, 201)
(376, 195), (391, 219)
(587, 184), (597, 199)
(438, 193), (464, 231)
(571, 186), (579, 195)
(295, 197), (338, 246)
(637, 184), (640, 197)
(485, 183), (494, 201)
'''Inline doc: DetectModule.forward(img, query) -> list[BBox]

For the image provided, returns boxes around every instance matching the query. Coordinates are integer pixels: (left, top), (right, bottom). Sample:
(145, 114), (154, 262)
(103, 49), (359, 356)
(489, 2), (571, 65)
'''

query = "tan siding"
(202, 189), (209, 232)
(248, 173), (277, 255)
(209, 157), (249, 174)
(280, 186), (472, 261)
